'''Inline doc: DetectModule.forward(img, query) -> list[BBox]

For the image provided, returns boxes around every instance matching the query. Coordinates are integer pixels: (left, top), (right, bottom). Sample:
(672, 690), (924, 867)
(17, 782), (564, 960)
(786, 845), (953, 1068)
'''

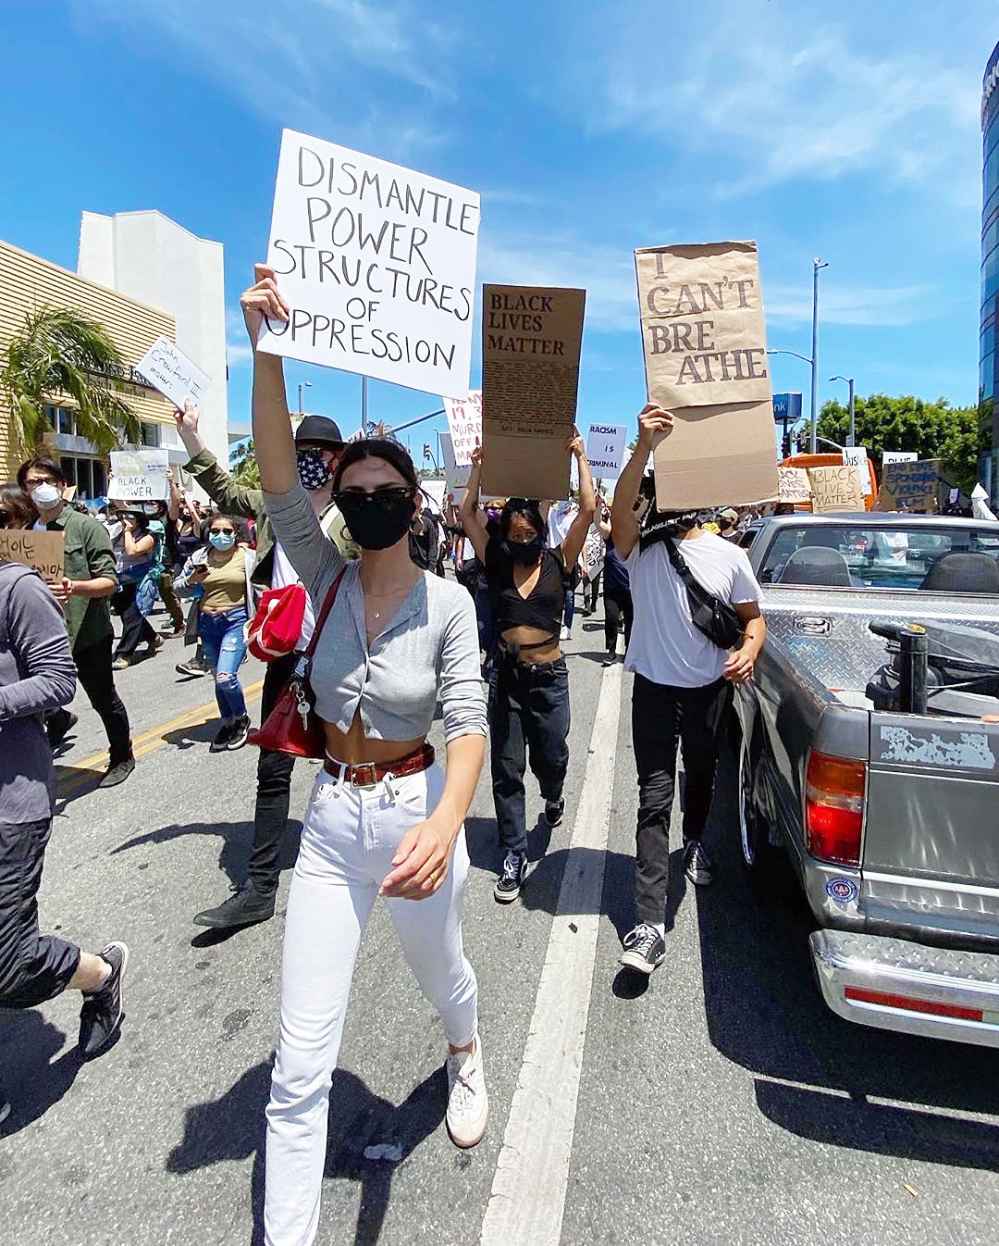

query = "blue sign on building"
(772, 392), (802, 424)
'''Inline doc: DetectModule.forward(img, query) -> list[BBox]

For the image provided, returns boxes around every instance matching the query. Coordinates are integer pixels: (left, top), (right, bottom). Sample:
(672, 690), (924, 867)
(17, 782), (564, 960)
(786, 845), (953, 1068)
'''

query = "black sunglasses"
(333, 487), (415, 507)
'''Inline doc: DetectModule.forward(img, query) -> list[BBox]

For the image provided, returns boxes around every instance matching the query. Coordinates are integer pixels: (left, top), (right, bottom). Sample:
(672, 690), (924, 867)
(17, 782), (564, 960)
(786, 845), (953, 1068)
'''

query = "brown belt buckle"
(350, 762), (379, 789)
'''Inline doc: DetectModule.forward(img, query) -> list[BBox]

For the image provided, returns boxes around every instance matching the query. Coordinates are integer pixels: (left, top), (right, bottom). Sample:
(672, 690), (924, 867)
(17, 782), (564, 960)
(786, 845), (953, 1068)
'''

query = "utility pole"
(810, 258), (828, 453)
(297, 380), (311, 414)
(361, 376), (368, 434)
(830, 375), (856, 447)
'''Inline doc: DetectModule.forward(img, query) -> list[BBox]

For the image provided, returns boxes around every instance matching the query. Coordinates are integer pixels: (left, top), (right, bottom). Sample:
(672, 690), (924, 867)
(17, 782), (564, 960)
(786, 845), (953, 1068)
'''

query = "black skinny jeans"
(489, 654), (570, 858)
(112, 580), (156, 657)
(47, 636), (132, 764)
(603, 586), (634, 654)
(0, 818), (80, 1009)
(249, 652), (300, 896)
(632, 672), (732, 926)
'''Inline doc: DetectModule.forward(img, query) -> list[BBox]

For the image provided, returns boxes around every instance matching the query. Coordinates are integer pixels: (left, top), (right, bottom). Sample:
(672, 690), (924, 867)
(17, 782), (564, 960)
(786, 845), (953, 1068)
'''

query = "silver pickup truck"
(735, 512), (999, 1047)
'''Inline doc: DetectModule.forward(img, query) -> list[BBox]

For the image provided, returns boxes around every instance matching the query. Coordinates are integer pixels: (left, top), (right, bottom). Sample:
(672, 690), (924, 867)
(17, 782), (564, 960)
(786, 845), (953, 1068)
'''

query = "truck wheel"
(737, 727), (768, 871)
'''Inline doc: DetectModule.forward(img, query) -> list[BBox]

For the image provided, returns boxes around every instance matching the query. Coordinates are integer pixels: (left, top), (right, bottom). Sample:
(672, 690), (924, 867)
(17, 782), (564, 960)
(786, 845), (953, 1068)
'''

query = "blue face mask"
(209, 531), (236, 551)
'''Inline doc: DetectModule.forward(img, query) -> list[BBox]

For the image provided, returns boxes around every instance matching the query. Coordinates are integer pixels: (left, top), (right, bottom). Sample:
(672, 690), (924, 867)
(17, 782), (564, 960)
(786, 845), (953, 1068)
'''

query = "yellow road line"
(57, 679), (265, 794)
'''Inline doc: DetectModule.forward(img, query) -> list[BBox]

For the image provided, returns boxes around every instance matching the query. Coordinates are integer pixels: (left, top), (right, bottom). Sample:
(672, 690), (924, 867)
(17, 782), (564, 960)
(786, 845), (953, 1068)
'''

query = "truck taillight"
(805, 751), (866, 865)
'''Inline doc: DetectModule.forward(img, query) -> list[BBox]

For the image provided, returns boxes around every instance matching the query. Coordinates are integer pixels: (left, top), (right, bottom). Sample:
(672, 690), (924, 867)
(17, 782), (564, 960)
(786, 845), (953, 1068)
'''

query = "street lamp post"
(810, 258), (829, 454)
(297, 380), (312, 414)
(830, 375), (855, 447)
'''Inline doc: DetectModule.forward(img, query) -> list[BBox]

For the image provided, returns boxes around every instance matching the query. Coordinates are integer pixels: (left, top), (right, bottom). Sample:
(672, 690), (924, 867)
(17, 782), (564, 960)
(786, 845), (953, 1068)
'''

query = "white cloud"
(766, 282), (935, 328)
(575, 8), (982, 206)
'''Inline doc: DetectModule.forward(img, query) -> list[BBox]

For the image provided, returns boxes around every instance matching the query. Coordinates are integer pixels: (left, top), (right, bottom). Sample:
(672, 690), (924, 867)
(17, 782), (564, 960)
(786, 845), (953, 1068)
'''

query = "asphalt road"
(3, 597), (999, 1246)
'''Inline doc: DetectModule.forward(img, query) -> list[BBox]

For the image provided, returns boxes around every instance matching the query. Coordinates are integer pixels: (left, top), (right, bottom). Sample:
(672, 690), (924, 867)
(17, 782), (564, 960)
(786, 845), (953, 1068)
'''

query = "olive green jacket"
(45, 505), (117, 652)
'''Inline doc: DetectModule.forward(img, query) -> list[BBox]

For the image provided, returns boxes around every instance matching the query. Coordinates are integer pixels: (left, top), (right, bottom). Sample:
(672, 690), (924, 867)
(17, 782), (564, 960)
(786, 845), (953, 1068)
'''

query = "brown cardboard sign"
(635, 241), (777, 509)
(777, 466), (813, 503)
(481, 284), (585, 500)
(808, 465), (865, 513)
(0, 530), (65, 581)
(876, 459), (941, 513)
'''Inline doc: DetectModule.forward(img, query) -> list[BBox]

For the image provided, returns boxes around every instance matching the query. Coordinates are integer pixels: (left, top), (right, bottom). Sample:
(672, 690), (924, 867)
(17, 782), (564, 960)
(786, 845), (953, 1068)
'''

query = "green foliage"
(816, 393), (987, 494)
(1, 306), (141, 455)
(229, 439), (260, 487)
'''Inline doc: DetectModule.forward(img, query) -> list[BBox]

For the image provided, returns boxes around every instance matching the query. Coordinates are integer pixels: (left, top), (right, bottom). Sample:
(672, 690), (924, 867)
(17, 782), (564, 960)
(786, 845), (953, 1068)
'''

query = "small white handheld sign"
(136, 336), (211, 410)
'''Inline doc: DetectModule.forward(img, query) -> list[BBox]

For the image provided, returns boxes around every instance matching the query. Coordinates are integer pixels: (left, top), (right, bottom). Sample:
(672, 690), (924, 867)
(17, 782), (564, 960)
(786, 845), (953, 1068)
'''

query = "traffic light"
(781, 434), (792, 458)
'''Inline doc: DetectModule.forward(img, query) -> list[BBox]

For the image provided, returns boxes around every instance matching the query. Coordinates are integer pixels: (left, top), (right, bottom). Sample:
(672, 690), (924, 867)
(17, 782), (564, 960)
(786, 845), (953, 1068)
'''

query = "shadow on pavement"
(168, 1058), (446, 1245)
(696, 746), (999, 1172)
(0, 1012), (83, 1136)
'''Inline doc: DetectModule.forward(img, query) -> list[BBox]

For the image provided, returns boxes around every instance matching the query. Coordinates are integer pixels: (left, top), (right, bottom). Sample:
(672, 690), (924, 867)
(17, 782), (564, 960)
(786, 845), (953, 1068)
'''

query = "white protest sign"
(136, 336), (210, 409)
(777, 465), (812, 503)
(257, 129), (480, 396)
(441, 431), (469, 495)
(442, 390), (482, 467)
(585, 424), (627, 477)
(882, 451), (917, 465)
(843, 445), (872, 496)
(107, 449), (170, 502)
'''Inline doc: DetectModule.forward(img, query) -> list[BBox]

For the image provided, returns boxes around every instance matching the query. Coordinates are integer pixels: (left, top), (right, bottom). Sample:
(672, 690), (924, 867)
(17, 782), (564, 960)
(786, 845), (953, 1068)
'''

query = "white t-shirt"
(624, 531), (761, 688)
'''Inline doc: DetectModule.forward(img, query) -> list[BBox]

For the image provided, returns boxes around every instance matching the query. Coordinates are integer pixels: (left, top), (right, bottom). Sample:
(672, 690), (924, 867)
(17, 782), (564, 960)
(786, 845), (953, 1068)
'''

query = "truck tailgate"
(861, 714), (999, 941)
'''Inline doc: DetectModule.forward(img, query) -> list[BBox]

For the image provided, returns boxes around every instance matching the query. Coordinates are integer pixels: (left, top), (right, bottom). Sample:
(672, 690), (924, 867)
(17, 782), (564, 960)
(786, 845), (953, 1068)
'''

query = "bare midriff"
(500, 624), (560, 666)
(322, 709), (426, 766)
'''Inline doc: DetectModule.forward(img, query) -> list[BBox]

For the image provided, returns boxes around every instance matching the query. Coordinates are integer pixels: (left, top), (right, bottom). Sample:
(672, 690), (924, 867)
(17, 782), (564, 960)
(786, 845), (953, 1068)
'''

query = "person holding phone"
(242, 264), (488, 1243)
(174, 514), (254, 751)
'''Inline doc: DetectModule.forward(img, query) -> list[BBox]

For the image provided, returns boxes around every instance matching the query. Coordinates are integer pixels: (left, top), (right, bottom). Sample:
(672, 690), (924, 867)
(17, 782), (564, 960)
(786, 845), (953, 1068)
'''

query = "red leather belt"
(323, 743), (435, 788)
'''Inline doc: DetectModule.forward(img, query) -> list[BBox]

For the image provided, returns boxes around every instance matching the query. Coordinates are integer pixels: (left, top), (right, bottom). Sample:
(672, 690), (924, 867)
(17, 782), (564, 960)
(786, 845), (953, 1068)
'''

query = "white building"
(77, 210), (229, 475)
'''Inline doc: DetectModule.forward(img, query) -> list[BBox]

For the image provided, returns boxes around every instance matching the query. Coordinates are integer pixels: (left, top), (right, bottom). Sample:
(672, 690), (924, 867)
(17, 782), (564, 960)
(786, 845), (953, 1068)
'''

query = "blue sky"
(4, 0), (997, 457)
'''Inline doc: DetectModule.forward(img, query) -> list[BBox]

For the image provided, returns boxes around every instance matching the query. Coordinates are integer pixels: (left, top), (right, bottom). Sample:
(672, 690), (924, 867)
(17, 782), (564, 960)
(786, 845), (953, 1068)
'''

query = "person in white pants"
(243, 264), (489, 1246)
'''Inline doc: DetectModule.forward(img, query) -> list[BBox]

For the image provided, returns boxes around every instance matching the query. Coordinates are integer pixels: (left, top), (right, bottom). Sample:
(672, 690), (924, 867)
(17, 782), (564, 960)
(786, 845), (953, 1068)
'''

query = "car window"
(758, 525), (999, 592)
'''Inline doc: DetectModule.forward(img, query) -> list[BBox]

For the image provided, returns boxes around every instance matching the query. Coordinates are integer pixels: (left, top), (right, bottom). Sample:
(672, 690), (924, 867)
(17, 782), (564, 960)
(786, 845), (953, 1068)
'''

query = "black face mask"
(335, 490), (415, 551)
(503, 537), (544, 566)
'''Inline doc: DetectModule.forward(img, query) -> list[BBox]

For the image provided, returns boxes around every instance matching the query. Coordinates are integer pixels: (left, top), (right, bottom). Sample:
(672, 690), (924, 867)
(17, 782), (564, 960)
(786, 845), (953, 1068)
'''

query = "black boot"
(193, 884), (276, 929)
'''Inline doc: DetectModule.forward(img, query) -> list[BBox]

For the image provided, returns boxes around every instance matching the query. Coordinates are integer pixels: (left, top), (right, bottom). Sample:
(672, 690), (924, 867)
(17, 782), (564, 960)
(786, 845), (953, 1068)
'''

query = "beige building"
(0, 238), (178, 496)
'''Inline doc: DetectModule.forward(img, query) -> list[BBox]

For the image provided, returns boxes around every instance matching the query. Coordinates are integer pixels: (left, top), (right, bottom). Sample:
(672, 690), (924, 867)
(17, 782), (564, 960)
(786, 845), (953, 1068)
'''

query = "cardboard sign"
(843, 446), (872, 496)
(882, 450), (917, 465)
(808, 465), (865, 513)
(581, 525), (605, 579)
(777, 466), (812, 504)
(0, 530), (64, 581)
(257, 129), (480, 396)
(442, 390), (482, 467)
(634, 241), (777, 509)
(107, 449), (170, 502)
(136, 335), (211, 409)
(481, 284), (585, 500)
(586, 424), (627, 477)
(877, 459), (941, 513)
(440, 431), (470, 497)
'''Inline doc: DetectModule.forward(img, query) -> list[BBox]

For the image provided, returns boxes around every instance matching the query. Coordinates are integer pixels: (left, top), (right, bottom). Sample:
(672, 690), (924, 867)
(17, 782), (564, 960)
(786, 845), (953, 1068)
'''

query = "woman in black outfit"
(461, 434), (595, 903)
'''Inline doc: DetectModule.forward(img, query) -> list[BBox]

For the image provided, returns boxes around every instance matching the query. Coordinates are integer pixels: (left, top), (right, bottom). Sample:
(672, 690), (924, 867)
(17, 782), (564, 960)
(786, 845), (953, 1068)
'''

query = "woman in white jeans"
(242, 265), (489, 1246)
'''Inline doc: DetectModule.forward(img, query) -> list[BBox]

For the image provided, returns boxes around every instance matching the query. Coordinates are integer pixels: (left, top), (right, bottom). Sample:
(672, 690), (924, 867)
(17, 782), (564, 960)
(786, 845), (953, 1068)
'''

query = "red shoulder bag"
(247, 583), (307, 662)
(248, 569), (345, 758)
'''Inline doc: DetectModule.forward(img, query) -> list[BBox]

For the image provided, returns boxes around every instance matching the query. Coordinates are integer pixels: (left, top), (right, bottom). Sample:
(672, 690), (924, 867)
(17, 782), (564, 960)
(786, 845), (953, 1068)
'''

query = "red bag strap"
(304, 568), (347, 659)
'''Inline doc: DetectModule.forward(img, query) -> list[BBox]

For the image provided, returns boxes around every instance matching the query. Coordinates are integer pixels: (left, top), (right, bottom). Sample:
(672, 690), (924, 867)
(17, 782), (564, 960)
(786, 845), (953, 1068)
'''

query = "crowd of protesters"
(0, 273), (767, 1244)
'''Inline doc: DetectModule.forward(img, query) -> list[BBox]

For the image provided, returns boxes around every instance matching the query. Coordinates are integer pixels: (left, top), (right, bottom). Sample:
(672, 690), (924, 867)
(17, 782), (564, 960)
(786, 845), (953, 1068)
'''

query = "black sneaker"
(176, 657), (209, 678)
(602, 652), (617, 667)
(209, 721), (235, 753)
(619, 924), (666, 975)
(193, 884), (276, 929)
(226, 715), (251, 751)
(545, 797), (565, 828)
(78, 942), (129, 1058)
(494, 852), (527, 904)
(683, 839), (716, 886)
(98, 756), (135, 788)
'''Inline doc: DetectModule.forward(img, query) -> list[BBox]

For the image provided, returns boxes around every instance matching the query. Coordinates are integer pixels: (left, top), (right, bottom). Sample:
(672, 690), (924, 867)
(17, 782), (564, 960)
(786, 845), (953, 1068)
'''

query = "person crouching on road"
(175, 514), (254, 752)
(611, 405), (766, 977)
(460, 436), (596, 904)
(243, 264), (488, 1244)
(0, 557), (129, 1124)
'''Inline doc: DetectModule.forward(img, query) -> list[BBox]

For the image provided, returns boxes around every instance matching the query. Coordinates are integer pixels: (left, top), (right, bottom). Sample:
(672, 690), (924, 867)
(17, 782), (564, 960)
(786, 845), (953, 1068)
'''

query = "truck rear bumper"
(810, 928), (999, 1048)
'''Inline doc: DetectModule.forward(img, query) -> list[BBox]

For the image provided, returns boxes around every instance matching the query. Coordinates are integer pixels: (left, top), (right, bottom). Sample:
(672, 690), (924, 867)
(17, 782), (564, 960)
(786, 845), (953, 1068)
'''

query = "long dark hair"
(0, 483), (39, 529)
(331, 438), (419, 492)
(500, 497), (546, 540)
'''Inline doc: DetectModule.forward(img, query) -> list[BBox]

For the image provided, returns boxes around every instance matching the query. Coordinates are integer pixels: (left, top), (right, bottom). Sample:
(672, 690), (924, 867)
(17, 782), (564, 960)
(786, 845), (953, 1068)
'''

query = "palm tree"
(1, 306), (141, 455)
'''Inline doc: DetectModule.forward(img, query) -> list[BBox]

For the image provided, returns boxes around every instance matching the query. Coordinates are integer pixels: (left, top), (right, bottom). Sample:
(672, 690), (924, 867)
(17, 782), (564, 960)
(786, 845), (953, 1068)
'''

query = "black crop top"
(485, 537), (566, 637)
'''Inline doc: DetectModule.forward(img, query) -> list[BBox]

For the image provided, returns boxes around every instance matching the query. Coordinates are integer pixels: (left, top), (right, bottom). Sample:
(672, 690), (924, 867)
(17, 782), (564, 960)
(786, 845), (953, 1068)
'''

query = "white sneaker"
(446, 1035), (488, 1148)
(561, 625), (571, 641)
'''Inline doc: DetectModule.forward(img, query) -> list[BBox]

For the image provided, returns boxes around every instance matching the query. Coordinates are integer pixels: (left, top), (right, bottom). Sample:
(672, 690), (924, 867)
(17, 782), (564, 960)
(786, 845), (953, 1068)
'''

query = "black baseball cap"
(295, 415), (344, 449)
